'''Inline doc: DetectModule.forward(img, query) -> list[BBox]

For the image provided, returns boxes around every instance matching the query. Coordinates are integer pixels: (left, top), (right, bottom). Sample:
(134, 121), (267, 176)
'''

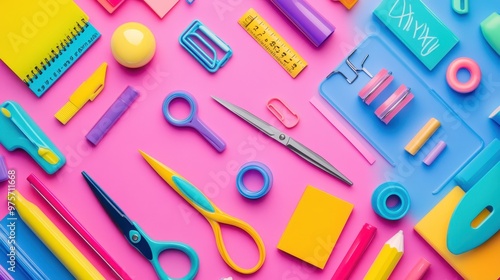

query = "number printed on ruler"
(238, 8), (307, 78)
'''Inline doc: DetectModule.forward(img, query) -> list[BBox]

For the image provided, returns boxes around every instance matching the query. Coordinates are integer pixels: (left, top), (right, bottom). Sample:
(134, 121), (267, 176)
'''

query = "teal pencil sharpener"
(0, 101), (66, 174)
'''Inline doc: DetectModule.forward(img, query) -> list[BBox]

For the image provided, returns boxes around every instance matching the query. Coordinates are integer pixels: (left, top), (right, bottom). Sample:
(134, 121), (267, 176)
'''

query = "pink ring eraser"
(358, 68), (393, 105)
(446, 57), (481, 94)
(375, 85), (414, 124)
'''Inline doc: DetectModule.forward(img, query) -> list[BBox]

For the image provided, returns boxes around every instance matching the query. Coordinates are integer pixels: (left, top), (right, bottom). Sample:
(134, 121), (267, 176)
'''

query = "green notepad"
(374, 0), (459, 70)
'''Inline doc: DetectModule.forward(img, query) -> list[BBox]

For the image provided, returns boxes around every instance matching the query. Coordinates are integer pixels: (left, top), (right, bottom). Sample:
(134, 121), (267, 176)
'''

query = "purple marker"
(423, 141), (447, 166)
(270, 0), (335, 47)
(0, 156), (8, 182)
(86, 86), (139, 145)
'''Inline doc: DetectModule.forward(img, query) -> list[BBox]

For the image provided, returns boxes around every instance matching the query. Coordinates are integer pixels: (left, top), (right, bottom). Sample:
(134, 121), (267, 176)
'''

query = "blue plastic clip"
(179, 20), (233, 73)
(0, 101), (66, 174)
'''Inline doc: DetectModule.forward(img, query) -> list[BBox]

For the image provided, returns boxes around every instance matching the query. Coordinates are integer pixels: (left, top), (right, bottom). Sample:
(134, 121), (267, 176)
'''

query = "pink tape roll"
(375, 85), (414, 124)
(446, 57), (481, 94)
(358, 69), (393, 105)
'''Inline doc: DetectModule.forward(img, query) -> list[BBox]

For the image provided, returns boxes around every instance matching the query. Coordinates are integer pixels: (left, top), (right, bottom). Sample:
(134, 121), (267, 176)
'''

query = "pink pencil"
(27, 174), (132, 280)
(331, 223), (377, 280)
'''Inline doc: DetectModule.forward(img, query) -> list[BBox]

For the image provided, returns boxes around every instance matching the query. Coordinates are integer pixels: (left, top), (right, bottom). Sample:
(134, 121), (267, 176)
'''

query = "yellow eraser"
(414, 187), (500, 279)
(405, 118), (441, 155)
(277, 185), (353, 269)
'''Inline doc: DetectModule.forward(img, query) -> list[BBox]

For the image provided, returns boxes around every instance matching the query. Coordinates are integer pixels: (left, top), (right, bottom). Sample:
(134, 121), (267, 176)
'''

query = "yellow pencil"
(13, 190), (105, 280)
(364, 230), (404, 280)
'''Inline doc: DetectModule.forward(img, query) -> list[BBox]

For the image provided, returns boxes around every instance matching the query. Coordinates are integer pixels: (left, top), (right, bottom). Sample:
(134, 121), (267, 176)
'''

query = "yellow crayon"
(13, 190), (105, 280)
(364, 230), (404, 280)
(405, 118), (441, 155)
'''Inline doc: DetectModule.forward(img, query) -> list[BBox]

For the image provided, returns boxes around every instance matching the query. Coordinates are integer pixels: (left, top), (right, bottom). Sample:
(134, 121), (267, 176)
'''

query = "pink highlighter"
(331, 223), (377, 280)
(27, 174), (132, 280)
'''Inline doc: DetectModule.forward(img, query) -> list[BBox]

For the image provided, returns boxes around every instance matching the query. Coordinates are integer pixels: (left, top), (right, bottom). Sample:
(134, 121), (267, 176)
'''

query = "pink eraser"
(375, 85), (414, 124)
(404, 257), (430, 280)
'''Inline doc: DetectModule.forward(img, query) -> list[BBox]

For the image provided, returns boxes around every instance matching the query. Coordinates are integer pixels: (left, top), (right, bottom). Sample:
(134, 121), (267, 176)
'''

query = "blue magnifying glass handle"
(163, 91), (226, 152)
(190, 117), (226, 152)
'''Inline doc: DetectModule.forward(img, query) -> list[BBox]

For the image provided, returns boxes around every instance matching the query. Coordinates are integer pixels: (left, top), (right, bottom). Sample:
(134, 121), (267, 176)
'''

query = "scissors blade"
(212, 96), (281, 138)
(82, 172), (136, 237)
(286, 138), (353, 185)
(213, 96), (353, 186)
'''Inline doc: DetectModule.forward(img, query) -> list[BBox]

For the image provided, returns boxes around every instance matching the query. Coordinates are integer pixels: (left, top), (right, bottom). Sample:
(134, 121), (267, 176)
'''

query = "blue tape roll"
(371, 182), (410, 220)
(236, 162), (273, 199)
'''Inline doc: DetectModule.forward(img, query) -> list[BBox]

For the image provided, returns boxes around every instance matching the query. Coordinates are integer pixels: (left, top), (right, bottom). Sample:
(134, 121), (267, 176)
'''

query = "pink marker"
(331, 223), (377, 280)
(27, 174), (132, 280)
(404, 258), (430, 280)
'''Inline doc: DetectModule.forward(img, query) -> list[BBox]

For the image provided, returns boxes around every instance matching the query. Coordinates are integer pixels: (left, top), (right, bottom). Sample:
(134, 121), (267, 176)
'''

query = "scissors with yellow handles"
(140, 150), (266, 274)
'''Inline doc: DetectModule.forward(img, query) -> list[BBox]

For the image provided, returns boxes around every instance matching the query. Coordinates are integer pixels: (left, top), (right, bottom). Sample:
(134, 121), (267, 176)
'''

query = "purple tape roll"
(270, 0), (335, 47)
(86, 86), (139, 145)
(0, 156), (8, 182)
(423, 141), (447, 166)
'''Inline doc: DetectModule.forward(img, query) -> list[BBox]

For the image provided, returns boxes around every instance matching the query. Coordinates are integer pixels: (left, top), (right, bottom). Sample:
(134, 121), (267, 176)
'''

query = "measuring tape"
(238, 8), (307, 78)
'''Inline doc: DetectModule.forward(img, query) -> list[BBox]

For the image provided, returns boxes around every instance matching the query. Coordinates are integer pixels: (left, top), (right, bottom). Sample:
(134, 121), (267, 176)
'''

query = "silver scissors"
(212, 96), (353, 186)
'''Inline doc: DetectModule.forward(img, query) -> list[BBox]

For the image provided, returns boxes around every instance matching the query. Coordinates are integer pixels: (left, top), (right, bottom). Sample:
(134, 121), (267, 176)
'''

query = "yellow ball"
(111, 22), (156, 68)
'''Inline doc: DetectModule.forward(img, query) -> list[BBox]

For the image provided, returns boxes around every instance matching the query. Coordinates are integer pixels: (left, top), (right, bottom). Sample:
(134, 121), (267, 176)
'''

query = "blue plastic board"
(319, 36), (483, 196)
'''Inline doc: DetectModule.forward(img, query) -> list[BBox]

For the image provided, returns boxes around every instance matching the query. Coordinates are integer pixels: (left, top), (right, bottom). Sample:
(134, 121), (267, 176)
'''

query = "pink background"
(0, 0), (461, 279)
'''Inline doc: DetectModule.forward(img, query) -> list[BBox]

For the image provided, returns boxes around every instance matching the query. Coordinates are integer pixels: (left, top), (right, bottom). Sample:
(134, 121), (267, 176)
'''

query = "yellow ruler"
(238, 8), (308, 78)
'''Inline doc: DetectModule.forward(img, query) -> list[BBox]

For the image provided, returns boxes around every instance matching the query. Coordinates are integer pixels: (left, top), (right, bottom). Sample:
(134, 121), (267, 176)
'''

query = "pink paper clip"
(267, 98), (299, 128)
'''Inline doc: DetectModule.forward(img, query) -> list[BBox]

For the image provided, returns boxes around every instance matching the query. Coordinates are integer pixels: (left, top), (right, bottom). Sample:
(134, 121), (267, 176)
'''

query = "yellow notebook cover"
(0, 0), (100, 96)
(414, 186), (500, 280)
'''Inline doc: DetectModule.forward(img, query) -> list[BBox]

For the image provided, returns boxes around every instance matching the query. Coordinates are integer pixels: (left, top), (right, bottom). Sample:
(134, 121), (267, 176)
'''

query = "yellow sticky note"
(414, 187), (500, 279)
(277, 185), (353, 269)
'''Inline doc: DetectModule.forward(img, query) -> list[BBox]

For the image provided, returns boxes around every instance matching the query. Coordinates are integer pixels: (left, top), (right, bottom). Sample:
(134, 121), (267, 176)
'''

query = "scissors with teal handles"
(163, 91), (226, 152)
(139, 150), (266, 274)
(81, 171), (199, 280)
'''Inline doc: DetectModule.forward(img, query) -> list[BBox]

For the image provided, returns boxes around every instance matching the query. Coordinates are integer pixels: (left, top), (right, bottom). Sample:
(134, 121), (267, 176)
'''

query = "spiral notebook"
(0, 0), (100, 97)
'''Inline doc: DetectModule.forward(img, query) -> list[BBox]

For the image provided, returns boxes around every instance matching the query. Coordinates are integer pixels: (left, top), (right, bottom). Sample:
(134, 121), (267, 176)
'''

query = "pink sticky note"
(96, 0), (124, 13)
(143, 0), (179, 18)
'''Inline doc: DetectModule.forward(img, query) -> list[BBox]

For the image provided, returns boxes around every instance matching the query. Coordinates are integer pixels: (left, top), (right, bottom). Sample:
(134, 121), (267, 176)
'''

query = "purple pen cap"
(86, 86), (139, 146)
(0, 156), (8, 183)
(270, 0), (335, 47)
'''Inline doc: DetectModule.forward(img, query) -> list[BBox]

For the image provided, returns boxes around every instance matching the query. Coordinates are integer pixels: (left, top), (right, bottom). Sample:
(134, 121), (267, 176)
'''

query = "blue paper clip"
(0, 101), (65, 174)
(179, 20), (233, 73)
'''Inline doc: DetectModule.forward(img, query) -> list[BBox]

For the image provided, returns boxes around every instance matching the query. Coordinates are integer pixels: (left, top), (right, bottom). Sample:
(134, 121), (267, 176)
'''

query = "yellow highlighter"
(364, 230), (404, 280)
(405, 118), (441, 155)
(13, 190), (105, 280)
(55, 62), (107, 124)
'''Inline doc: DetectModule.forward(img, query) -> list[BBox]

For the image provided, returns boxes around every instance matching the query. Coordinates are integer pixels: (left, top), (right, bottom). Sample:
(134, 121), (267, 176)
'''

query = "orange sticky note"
(278, 185), (353, 269)
(414, 186), (500, 279)
(333, 0), (358, 9)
